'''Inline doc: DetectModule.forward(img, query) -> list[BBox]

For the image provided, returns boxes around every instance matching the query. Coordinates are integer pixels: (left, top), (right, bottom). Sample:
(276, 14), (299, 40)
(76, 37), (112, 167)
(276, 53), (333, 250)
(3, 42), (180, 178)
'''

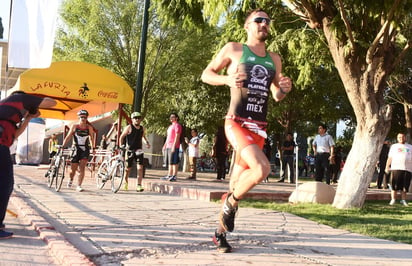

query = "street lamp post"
(133, 0), (150, 113)
(294, 132), (299, 201)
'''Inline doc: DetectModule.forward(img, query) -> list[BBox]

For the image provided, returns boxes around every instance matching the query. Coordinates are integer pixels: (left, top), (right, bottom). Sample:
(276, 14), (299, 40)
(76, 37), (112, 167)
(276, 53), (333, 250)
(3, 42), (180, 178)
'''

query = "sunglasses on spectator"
(251, 17), (271, 25)
(132, 116), (142, 119)
(79, 116), (87, 119)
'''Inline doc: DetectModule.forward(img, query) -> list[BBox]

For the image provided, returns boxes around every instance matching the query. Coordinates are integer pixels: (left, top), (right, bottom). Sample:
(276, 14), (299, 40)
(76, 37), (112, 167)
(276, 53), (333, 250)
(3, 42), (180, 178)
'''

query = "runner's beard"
(257, 31), (269, 41)
(258, 34), (269, 42)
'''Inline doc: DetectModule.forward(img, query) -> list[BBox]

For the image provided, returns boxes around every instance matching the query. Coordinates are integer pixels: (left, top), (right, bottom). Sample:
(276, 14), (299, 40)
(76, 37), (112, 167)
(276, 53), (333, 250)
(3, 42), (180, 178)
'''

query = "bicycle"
(96, 147), (126, 193)
(45, 145), (70, 192)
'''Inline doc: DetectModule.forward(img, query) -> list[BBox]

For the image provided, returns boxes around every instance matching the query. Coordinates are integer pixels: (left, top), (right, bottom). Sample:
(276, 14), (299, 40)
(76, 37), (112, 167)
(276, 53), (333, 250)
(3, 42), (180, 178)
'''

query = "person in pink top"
(161, 113), (182, 181)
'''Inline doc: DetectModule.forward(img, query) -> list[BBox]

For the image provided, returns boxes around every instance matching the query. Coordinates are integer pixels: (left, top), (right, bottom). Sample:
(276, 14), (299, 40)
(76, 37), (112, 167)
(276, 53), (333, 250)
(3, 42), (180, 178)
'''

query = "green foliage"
(240, 199), (412, 244)
(55, 0), (226, 137)
(164, 0), (354, 137)
(55, 0), (410, 146)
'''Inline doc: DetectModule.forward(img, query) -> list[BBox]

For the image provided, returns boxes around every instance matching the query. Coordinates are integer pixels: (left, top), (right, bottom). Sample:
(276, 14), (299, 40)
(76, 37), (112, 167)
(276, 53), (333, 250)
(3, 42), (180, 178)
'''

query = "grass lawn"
(240, 199), (412, 245)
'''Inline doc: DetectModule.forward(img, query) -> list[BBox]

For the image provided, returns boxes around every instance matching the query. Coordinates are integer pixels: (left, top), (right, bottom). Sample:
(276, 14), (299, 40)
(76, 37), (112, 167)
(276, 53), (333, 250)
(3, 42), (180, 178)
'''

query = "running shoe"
(76, 186), (84, 192)
(0, 230), (13, 240)
(400, 200), (408, 206)
(160, 175), (171, 180)
(67, 179), (73, 188)
(389, 199), (396, 205)
(136, 184), (144, 192)
(212, 230), (232, 253)
(168, 175), (177, 182)
(124, 182), (128, 191)
(219, 193), (238, 232)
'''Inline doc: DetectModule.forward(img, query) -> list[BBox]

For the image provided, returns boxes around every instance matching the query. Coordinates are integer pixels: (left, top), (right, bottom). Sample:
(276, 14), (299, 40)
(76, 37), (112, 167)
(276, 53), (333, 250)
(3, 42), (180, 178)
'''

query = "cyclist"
(62, 109), (95, 192)
(119, 111), (150, 192)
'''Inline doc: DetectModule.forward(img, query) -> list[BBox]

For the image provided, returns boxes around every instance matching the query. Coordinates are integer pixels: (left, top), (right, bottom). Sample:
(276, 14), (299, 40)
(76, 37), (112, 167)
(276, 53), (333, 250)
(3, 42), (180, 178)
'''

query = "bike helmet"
(77, 109), (89, 117)
(131, 111), (142, 119)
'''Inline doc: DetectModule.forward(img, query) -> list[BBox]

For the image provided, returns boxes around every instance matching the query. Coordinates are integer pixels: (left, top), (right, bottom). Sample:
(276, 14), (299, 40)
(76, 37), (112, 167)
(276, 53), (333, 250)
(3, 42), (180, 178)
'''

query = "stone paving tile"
(7, 165), (412, 266)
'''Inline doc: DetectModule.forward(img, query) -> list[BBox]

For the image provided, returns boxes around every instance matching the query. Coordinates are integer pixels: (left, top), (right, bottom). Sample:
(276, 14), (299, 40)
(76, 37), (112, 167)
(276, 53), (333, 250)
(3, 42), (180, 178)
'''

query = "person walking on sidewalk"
(312, 124), (335, 185)
(0, 91), (56, 239)
(201, 8), (292, 253)
(385, 133), (412, 206)
(119, 112), (150, 191)
(161, 113), (183, 182)
(62, 110), (95, 192)
(185, 128), (200, 180)
(277, 133), (296, 183)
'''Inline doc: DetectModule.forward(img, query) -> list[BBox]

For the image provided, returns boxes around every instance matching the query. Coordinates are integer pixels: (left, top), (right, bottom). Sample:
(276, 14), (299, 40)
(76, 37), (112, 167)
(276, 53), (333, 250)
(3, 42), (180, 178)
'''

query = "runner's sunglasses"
(251, 17), (271, 25)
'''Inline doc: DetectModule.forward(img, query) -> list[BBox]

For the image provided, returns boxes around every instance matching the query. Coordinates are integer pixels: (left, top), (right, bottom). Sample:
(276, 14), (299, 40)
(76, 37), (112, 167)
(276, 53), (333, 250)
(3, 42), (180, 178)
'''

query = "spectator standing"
(298, 156), (308, 177)
(62, 109), (95, 192)
(48, 133), (59, 161)
(201, 8), (292, 253)
(385, 133), (412, 206)
(278, 133), (296, 183)
(0, 91), (56, 239)
(119, 112), (150, 191)
(377, 139), (390, 189)
(213, 126), (229, 181)
(312, 124), (335, 185)
(330, 146), (342, 184)
(161, 113), (182, 182)
(263, 138), (272, 182)
(185, 128), (200, 180)
(307, 153), (316, 178)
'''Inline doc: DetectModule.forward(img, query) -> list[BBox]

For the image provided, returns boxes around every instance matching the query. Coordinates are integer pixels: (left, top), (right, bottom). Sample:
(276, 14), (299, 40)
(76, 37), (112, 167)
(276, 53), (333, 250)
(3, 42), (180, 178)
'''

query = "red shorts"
(224, 118), (265, 168)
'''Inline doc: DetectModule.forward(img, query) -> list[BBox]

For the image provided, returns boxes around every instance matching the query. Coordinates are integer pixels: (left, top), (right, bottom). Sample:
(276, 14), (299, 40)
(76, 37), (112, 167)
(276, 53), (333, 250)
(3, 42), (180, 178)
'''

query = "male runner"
(119, 111), (150, 191)
(201, 8), (292, 252)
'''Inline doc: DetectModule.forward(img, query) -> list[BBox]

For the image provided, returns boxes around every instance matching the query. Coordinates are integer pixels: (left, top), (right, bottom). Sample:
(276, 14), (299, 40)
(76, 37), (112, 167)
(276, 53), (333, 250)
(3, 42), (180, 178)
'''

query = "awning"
(11, 61), (134, 120)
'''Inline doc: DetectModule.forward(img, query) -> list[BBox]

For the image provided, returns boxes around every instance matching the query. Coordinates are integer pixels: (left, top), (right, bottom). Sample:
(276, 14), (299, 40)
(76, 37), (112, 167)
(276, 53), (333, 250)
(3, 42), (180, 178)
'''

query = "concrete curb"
(146, 180), (292, 201)
(10, 193), (95, 266)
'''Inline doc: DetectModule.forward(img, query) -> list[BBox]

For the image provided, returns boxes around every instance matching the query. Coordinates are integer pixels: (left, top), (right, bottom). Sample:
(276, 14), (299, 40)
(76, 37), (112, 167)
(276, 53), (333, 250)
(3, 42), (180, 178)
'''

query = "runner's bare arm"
(269, 52), (292, 102)
(201, 42), (245, 88)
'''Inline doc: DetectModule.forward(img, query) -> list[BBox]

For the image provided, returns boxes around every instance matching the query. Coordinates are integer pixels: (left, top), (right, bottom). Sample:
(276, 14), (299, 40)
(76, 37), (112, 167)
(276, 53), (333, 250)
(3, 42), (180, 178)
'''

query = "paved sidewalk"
(0, 199), (56, 266)
(3, 165), (412, 265)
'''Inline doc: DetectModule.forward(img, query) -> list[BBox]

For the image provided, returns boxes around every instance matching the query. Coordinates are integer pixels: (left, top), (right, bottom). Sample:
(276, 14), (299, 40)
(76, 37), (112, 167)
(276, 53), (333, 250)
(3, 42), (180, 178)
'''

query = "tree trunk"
(333, 128), (387, 208)
(182, 149), (189, 172)
(404, 103), (412, 142)
(322, 22), (393, 208)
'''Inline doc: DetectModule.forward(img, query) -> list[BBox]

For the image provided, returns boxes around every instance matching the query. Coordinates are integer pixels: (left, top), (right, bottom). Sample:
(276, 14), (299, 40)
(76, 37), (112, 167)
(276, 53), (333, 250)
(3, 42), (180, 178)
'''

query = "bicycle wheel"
(96, 160), (109, 189)
(55, 157), (66, 192)
(111, 160), (125, 193)
(46, 165), (56, 188)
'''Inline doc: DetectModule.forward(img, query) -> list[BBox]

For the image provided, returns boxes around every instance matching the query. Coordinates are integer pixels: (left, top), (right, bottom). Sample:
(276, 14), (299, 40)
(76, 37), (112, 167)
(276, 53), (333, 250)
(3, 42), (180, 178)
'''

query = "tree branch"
(391, 41), (411, 72)
(337, 0), (355, 50)
(283, 0), (321, 28)
(300, 0), (322, 28)
(366, 0), (401, 64)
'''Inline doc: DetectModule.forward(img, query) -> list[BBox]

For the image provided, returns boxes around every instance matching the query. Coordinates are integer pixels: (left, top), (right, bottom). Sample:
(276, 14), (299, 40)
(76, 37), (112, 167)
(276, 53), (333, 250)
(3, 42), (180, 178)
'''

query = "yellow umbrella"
(11, 61), (134, 120)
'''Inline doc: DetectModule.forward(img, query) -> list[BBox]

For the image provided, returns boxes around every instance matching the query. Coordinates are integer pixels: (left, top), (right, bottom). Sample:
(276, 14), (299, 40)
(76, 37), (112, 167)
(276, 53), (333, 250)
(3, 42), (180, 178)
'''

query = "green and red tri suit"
(227, 44), (276, 125)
